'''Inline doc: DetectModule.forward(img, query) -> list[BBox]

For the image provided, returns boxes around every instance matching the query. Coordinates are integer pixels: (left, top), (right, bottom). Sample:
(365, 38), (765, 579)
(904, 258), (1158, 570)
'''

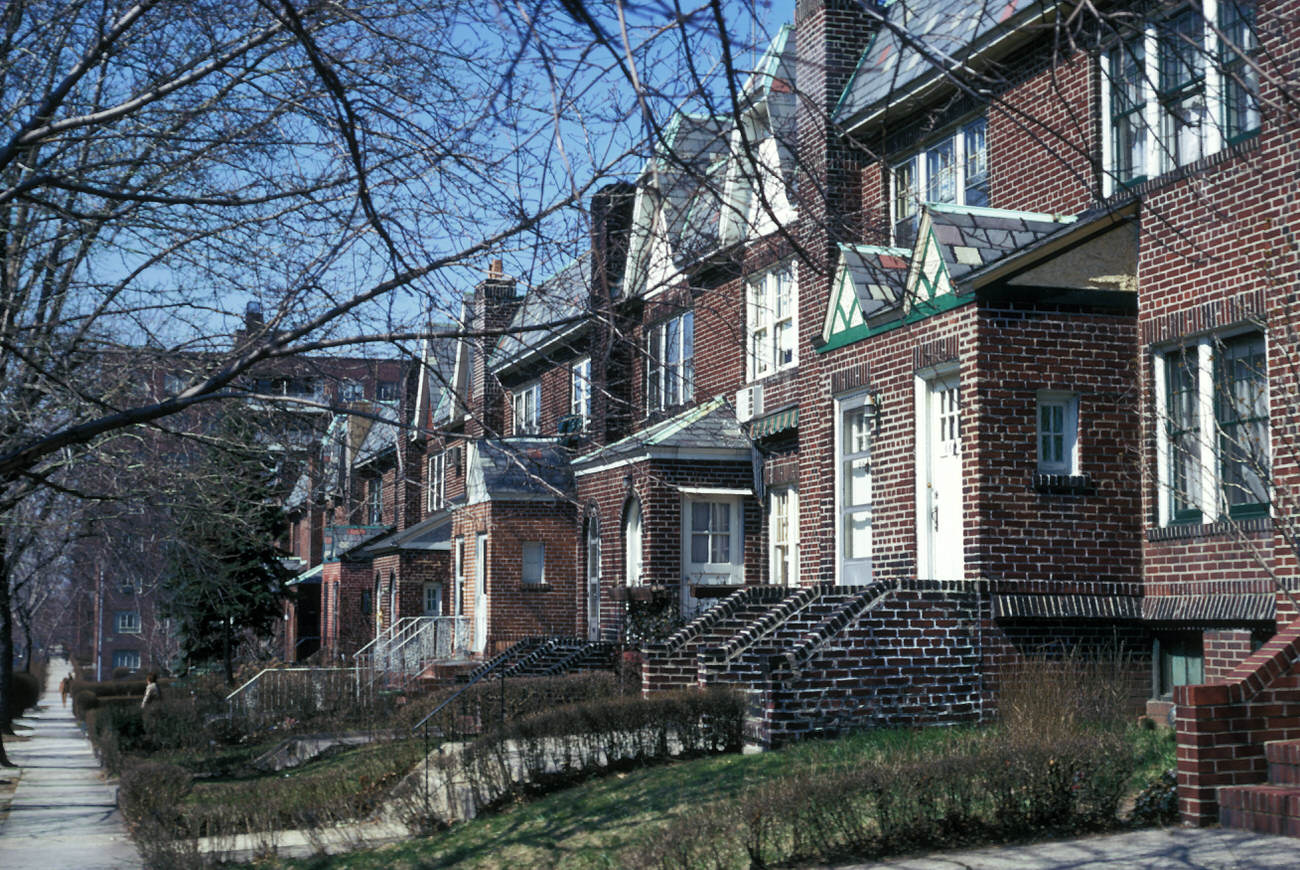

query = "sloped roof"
(354, 411), (400, 466)
(835, 0), (1050, 127)
(574, 396), (752, 469)
(467, 438), (575, 502)
(425, 327), (460, 426)
(842, 243), (911, 320)
(488, 256), (590, 373)
(919, 202), (1076, 286)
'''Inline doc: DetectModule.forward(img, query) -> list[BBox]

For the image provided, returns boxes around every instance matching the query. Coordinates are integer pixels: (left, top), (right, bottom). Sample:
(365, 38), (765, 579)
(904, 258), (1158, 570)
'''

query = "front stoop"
(1219, 740), (1300, 836)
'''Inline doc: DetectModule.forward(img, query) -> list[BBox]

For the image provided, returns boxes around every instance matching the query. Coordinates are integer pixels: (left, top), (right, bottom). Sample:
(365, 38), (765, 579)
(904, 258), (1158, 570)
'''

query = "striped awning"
(748, 406), (798, 440)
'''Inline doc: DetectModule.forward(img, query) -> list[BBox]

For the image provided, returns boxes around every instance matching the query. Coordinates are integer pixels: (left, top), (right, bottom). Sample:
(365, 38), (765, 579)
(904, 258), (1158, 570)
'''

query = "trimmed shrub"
(112, 666), (134, 680)
(8, 671), (40, 714)
(74, 689), (100, 717)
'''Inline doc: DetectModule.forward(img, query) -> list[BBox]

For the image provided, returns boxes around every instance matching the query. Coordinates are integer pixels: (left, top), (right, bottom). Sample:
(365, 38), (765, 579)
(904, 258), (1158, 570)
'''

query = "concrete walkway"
(830, 826), (1300, 869)
(0, 658), (141, 869)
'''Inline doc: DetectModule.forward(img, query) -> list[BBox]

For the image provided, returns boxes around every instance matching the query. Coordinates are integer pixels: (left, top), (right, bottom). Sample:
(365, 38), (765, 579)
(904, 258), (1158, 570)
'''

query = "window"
(1156, 632), (1204, 697)
(367, 478), (383, 525)
(1155, 331), (1268, 525)
(454, 537), (465, 616)
(624, 497), (643, 586)
(340, 379), (364, 402)
(1103, 1), (1259, 193)
(571, 357), (592, 426)
(646, 311), (694, 412)
(422, 582), (442, 616)
(376, 380), (400, 401)
(512, 382), (540, 435)
(747, 265), (798, 379)
(115, 611), (141, 634)
(112, 650), (141, 671)
(118, 581), (139, 596)
(769, 486), (798, 585)
(892, 117), (988, 246)
(690, 502), (732, 564)
(361, 588), (373, 616)
(1036, 392), (1079, 475)
(428, 452), (446, 512)
(838, 394), (874, 584)
(522, 542), (545, 584)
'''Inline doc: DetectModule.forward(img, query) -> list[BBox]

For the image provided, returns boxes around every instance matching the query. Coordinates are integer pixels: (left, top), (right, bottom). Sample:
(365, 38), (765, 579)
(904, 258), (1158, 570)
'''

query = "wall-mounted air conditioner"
(735, 383), (764, 422)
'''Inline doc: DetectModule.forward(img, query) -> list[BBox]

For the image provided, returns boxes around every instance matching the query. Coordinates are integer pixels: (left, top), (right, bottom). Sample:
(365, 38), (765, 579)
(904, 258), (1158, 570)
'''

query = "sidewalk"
(0, 658), (141, 869)
(829, 826), (1300, 869)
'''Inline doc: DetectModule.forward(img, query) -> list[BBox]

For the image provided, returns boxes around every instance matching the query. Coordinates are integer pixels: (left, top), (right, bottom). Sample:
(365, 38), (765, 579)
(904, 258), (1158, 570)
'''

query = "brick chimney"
(467, 259), (519, 437)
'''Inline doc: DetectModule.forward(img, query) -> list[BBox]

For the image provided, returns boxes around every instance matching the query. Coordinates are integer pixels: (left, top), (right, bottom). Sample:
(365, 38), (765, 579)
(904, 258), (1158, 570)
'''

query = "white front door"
(920, 372), (964, 580)
(586, 516), (601, 641)
(838, 395), (874, 585)
(681, 498), (742, 617)
(473, 533), (487, 653)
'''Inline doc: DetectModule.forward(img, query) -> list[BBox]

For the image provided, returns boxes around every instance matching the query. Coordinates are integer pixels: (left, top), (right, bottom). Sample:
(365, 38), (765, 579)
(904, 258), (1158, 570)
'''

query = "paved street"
(0, 658), (141, 869)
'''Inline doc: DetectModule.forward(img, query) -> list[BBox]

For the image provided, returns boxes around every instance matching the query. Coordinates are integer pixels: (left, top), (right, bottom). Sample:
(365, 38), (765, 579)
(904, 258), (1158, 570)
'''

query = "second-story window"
(428, 451), (446, 512)
(367, 478), (383, 525)
(646, 310), (694, 413)
(1104, 0), (1259, 192)
(115, 611), (141, 634)
(512, 382), (540, 435)
(747, 265), (797, 380)
(376, 380), (400, 401)
(571, 357), (592, 427)
(892, 117), (988, 246)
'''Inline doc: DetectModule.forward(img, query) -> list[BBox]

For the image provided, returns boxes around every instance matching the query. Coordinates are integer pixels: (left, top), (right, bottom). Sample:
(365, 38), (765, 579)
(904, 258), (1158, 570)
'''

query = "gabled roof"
(423, 327), (461, 427)
(466, 437), (575, 503)
(818, 203), (1077, 352)
(573, 396), (752, 471)
(354, 410), (400, 466)
(349, 511), (452, 558)
(835, 0), (1053, 129)
(488, 256), (590, 374)
(913, 202), (1076, 291)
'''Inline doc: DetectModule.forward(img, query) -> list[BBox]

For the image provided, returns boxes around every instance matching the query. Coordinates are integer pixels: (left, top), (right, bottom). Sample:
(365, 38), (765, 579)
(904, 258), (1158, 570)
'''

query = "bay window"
(1103, 0), (1259, 193)
(1155, 331), (1268, 525)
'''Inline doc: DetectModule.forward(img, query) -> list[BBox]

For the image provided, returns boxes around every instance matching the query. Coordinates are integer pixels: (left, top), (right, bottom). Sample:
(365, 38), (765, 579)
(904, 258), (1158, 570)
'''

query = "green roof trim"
(816, 293), (971, 354)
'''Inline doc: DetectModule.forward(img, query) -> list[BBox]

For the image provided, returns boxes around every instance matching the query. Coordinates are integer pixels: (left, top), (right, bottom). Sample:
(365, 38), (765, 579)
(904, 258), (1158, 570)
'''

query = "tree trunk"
(223, 618), (233, 686)
(0, 534), (15, 765)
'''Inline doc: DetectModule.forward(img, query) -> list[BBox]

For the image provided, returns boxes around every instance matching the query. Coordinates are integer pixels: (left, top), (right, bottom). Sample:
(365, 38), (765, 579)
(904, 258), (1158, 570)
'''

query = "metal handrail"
(410, 638), (534, 733)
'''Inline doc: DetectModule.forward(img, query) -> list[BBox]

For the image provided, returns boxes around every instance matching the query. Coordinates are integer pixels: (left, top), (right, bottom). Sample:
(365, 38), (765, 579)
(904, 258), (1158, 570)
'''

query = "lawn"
(256, 726), (1175, 870)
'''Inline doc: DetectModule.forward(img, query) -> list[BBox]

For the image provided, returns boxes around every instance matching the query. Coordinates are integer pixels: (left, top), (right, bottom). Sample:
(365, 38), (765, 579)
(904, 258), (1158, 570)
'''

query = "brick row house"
(295, 0), (1300, 828)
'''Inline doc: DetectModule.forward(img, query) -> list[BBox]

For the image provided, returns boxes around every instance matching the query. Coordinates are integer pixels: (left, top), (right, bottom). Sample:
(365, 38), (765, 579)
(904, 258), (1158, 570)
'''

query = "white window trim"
(453, 536), (465, 616)
(428, 451), (447, 512)
(571, 357), (592, 426)
(891, 117), (988, 246)
(512, 381), (540, 435)
(1100, 0), (1257, 197)
(836, 391), (876, 585)
(747, 263), (799, 381)
(367, 478), (383, 525)
(522, 541), (545, 585)
(1036, 391), (1080, 475)
(115, 611), (141, 634)
(1153, 329), (1269, 526)
(646, 310), (694, 413)
(681, 495), (744, 585)
(768, 486), (799, 586)
(112, 650), (141, 670)
(624, 497), (644, 586)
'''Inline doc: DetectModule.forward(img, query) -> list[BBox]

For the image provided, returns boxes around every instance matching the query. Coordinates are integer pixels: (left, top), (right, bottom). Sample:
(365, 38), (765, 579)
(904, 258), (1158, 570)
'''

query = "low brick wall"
(1175, 619), (1300, 826)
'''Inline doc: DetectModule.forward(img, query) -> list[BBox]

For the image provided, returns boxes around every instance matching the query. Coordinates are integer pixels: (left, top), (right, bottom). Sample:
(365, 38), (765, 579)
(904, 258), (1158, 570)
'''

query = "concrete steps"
(1219, 739), (1300, 836)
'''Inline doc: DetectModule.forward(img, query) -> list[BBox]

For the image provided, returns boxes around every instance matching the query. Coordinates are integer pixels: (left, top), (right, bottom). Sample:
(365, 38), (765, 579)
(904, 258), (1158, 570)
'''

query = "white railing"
(360, 616), (472, 692)
(225, 667), (366, 725)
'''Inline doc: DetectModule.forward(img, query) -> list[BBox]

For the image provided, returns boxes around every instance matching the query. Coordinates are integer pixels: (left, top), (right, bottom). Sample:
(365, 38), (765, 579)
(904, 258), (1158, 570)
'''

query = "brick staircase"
(700, 584), (863, 686)
(642, 579), (984, 748)
(498, 638), (619, 677)
(1219, 740), (1300, 836)
(641, 585), (788, 691)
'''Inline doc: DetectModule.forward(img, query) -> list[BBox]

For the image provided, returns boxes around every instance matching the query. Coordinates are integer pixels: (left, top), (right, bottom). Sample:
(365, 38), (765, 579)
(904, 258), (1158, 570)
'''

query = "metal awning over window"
(748, 407), (798, 440)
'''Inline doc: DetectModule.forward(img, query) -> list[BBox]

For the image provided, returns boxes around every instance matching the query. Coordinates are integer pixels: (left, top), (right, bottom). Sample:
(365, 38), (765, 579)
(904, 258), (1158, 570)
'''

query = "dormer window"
(892, 118), (988, 246)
